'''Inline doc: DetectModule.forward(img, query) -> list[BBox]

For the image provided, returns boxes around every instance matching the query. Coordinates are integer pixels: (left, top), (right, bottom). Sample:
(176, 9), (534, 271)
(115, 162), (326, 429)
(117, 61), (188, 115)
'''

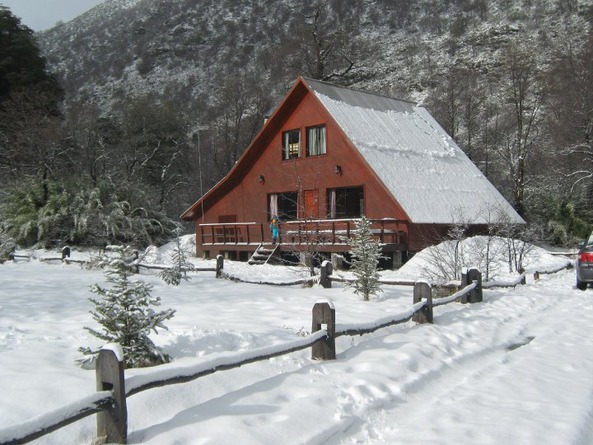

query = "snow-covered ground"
(1, 238), (590, 444)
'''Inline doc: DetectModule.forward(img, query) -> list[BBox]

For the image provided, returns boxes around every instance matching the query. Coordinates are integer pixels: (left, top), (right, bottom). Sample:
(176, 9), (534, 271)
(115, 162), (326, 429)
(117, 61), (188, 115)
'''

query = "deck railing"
(198, 218), (408, 247)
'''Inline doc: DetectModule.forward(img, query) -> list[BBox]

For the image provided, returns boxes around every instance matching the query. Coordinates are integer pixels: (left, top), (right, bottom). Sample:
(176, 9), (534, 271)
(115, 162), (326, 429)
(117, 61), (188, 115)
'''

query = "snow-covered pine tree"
(159, 229), (194, 286)
(348, 215), (383, 301)
(80, 245), (176, 368)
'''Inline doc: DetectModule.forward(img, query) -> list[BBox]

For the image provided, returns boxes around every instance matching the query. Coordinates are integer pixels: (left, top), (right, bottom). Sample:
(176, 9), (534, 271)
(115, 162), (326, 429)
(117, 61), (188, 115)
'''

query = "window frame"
(269, 191), (299, 221)
(306, 124), (327, 157)
(327, 186), (364, 219)
(282, 129), (301, 160)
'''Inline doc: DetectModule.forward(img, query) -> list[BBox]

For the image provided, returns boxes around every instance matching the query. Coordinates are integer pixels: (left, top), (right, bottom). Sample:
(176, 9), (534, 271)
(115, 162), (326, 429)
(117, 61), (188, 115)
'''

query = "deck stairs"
(248, 243), (279, 265)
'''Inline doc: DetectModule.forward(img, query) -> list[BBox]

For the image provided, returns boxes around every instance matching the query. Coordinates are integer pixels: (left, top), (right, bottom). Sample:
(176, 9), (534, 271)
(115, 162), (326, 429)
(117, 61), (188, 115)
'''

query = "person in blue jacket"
(270, 215), (280, 244)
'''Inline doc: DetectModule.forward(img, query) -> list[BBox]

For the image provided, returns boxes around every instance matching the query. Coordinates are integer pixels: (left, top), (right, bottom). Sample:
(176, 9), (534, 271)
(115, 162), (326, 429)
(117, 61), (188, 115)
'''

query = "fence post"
(467, 268), (483, 303)
(96, 346), (127, 444)
(311, 300), (336, 360)
(216, 254), (224, 278)
(320, 260), (333, 288)
(412, 281), (433, 324)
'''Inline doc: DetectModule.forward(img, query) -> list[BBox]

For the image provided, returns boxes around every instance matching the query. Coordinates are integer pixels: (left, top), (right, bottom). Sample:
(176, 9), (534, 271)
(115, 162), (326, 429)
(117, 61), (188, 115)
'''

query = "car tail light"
(580, 252), (593, 263)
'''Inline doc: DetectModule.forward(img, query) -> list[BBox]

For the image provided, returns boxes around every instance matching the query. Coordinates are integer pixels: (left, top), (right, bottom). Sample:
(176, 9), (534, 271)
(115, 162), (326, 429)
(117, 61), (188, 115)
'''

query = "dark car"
(576, 233), (593, 290)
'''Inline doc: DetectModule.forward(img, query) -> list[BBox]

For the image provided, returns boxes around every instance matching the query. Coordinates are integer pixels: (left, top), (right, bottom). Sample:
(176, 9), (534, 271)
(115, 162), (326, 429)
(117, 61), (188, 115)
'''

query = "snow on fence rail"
(125, 330), (328, 396)
(0, 270), (484, 445)
(0, 391), (113, 445)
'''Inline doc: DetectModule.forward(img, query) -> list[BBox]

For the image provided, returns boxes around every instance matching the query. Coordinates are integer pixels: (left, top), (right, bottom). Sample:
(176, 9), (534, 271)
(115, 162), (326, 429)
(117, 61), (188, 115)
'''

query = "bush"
(0, 179), (179, 248)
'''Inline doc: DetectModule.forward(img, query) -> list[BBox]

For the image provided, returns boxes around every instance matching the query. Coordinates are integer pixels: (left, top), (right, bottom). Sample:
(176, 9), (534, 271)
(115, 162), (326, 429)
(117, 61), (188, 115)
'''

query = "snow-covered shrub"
(0, 233), (15, 261)
(0, 178), (179, 248)
(0, 179), (71, 247)
(422, 236), (509, 283)
(79, 245), (176, 368)
(347, 216), (383, 301)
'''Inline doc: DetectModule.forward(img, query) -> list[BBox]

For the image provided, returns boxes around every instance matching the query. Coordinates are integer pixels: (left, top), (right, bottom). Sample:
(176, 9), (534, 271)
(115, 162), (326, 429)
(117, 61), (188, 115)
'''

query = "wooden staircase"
(248, 243), (279, 265)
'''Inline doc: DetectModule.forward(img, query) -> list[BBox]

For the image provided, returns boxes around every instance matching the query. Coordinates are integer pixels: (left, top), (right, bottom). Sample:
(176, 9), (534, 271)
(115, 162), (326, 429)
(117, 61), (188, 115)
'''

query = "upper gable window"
(283, 129), (301, 160)
(307, 125), (326, 156)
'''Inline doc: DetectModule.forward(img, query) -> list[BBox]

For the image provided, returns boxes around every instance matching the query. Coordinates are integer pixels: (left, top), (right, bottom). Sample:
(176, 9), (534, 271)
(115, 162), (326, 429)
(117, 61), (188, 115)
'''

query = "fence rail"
(334, 300), (426, 337)
(0, 392), (113, 445)
(6, 249), (226, 278)
(125, 330), (328, 397)
(320, 260), (572, 292)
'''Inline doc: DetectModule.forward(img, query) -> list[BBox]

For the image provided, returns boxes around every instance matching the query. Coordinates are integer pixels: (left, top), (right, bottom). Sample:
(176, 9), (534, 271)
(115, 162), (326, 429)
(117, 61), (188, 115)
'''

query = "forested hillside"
(1, 0), (592, 249)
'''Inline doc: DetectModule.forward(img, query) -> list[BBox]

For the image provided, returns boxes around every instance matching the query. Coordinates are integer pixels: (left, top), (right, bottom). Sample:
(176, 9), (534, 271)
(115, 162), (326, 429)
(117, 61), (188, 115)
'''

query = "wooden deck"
(197, 218), (408, 257)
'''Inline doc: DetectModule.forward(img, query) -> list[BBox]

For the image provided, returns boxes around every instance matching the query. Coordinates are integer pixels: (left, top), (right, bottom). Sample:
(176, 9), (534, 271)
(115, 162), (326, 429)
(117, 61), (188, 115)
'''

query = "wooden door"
(303, 189), (319, 220)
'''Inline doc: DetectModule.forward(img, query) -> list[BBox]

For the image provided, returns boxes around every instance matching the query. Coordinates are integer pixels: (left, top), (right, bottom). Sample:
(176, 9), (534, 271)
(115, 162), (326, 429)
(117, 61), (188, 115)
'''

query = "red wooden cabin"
(181, 77), (523, 267)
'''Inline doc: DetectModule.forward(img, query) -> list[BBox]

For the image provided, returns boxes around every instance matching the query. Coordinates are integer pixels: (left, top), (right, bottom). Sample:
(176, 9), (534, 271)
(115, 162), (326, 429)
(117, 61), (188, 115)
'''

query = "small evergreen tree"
(347, 216), (383, 301)
(159, 229), (194, 286)
(80, 245), (176, 368)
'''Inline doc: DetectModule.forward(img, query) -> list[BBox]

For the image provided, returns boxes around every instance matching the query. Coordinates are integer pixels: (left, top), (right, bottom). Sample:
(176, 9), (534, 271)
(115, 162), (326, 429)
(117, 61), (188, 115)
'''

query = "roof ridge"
(301, 76), (418, 106)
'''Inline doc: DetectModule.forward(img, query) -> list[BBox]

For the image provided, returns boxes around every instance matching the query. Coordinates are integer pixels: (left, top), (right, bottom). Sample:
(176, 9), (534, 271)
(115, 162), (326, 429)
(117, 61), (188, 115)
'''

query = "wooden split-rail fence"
(0, 254), (572, 444)
(0, 267), (486, 445)
(6, 247), (226, 278)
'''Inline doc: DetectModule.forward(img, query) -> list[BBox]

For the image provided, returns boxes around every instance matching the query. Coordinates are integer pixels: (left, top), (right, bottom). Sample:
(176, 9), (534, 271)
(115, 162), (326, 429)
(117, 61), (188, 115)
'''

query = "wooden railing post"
(96, 347), (127, 444)
(216, 255), (224, 278)
(320, 260), (333, 288)
(467, 268), (483, 303)
(311, 300), (336, 360)
(412, 281), (433, 324)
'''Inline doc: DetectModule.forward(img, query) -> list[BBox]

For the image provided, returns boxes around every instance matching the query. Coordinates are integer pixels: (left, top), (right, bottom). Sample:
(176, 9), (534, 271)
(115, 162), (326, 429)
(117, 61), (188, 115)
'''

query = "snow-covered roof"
(305, 78), (524, 225)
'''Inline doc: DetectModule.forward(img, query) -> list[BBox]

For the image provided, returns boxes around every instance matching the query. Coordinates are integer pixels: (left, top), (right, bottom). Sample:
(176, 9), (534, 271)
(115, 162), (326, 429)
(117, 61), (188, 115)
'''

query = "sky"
(0, 0), (106, 31)
(1, 237), (589, 444)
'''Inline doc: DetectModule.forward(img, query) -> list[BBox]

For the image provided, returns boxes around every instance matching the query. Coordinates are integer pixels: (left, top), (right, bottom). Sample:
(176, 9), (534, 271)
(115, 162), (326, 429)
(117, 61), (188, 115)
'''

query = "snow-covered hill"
(38, 0), (592, 115)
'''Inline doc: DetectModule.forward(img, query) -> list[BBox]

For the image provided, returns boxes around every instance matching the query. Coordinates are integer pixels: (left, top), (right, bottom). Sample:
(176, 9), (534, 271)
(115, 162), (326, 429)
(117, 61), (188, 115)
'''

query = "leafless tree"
(490, 44), (545, 217)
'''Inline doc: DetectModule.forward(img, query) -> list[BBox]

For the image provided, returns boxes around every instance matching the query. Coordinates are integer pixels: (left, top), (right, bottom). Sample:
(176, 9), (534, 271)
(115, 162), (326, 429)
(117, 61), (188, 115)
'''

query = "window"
(269, 192), (298, 220)
(328, 187), (364, 218)
(306, 125), (326, 156)
(283, 129), (301, 160)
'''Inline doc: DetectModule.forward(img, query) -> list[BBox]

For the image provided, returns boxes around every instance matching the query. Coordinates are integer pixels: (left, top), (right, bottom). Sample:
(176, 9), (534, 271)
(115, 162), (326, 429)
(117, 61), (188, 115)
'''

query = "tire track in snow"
(323, 269), (593, 444)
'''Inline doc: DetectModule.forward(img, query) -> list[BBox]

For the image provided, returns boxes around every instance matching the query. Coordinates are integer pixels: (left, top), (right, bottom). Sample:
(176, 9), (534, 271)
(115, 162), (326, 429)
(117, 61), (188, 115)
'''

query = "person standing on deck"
(270, 215), (280, 244)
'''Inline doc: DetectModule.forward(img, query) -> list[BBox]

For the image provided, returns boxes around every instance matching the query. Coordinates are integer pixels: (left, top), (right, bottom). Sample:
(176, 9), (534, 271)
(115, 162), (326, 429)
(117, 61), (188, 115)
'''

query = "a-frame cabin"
(181, 77), (524, 267)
